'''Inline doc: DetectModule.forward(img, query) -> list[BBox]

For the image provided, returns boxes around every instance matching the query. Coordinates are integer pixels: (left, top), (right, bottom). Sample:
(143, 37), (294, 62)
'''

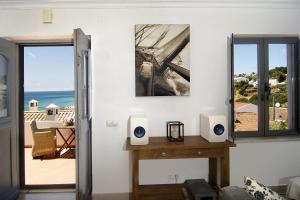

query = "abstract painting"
(135, 24), (190, 96)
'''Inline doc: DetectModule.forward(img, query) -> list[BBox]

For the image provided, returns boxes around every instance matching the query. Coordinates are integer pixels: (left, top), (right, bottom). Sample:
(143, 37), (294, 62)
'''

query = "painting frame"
(135, 24), (190, 97)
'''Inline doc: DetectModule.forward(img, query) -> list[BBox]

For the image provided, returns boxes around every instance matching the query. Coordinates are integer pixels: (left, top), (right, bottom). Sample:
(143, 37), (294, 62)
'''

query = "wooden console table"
(126, 136), (236, 200)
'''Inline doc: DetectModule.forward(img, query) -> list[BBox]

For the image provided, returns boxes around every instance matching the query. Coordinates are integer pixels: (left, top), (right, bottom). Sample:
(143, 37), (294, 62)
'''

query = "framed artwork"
(0, 55), (8, 118)
(135, 24), (190, 96)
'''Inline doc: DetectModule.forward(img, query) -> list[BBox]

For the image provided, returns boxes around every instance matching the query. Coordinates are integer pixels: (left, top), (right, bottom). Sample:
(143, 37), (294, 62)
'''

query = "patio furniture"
(52, 126), (75, 155)
(30, 120), (57, 158)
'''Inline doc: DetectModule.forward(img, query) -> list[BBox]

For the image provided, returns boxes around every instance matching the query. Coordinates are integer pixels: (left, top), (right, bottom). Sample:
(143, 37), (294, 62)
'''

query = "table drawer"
(139, 148), (225, 160)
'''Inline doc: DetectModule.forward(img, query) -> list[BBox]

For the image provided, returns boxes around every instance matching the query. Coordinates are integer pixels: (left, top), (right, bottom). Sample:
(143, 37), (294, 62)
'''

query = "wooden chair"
(30, 120), (57, 158)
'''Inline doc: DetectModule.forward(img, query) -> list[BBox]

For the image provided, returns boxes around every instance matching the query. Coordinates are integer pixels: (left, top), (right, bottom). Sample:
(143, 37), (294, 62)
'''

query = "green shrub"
(269, 67), (287, 79)
(239, 83), (249, 96)
(249, 94), (258, 105)
(246, 73), (257, 82)
(268, 93), (288, 105)
(234, 81), (248, 91)
(277, 74), (286, 83)
(269, 121), (288, 130)
(236, 98), (249, 103)
(278, 85), (287, 93)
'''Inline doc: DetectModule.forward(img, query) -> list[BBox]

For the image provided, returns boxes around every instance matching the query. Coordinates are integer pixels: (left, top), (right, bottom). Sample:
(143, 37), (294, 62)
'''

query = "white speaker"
(200, 114), (228, 142)
(129, 115), (149, 145)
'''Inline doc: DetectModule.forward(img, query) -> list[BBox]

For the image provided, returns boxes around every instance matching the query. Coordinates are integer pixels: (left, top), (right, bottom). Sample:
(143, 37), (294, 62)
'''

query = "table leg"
(66, 128), (76, 148)
(68, 135), (76, 146)
(209, 157), (217, 187)
(221, 148), (230, 187)
(64, 132), (74, 148)
(132, 151), (139, 200)
(56, 128), (76, 153)
(56, 128), (68, 152)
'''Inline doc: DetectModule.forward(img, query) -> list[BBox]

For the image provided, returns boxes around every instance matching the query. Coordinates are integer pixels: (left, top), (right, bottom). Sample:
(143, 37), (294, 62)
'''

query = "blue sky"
(234, 44), (287, 75)
(24, 46), (74, 92)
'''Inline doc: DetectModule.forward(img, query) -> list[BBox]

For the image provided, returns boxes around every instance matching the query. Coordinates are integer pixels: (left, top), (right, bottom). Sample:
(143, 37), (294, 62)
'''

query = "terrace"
(24, 107), (76, 185)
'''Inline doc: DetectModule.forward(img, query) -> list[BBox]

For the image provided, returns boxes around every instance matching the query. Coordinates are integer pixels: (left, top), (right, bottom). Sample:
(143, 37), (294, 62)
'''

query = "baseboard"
(93, 193), (131, 200)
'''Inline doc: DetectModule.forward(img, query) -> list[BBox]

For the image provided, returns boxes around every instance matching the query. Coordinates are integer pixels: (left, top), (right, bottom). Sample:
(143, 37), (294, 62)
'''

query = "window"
(232, 37), (299, 137)
(0, 54), (8, 118)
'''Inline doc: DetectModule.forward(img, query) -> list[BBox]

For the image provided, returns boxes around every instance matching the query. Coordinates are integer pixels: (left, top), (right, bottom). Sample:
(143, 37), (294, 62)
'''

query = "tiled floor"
(18, 191), (130, 200)
(25, 148), (75, 185)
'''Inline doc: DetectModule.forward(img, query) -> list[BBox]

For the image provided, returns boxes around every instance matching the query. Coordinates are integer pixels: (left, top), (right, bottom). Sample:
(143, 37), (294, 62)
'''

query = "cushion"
(244, 177), (286, 200)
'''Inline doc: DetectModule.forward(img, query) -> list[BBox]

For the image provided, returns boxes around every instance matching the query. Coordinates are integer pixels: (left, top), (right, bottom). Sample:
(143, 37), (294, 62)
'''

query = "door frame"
(14, 36), (77, 189)
(0, 37), (19, 200)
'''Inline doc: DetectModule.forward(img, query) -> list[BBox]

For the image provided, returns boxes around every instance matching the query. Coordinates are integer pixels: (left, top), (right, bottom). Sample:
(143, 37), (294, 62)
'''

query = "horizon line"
(24, 89), (75, 92)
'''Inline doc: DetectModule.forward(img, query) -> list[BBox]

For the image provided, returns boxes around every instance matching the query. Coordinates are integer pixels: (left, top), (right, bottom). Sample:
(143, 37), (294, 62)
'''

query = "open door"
(0, 38), (19, 199)
(74, 29), (92, 200)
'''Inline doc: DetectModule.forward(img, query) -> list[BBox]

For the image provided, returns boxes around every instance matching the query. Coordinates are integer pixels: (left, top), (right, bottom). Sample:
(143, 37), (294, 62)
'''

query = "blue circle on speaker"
(214, 124), (224, 136)
(134, 126), (146, 138)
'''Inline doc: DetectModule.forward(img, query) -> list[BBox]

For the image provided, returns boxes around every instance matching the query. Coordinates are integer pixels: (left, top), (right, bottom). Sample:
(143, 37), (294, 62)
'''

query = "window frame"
(231, 36), (300, 138)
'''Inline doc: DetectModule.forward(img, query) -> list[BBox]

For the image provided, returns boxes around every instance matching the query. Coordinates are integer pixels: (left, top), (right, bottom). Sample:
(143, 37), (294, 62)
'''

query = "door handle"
(82, 50), (89, 119)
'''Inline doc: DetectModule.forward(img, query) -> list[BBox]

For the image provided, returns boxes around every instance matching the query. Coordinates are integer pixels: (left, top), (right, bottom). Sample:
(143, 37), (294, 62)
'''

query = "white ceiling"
(0, 0), (299, 9)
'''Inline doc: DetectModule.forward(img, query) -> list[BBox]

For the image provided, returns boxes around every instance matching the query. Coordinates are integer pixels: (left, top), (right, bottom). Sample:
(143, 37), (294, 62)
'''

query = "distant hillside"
(234, 66), (288, 106)
(269, 66), (287, 82)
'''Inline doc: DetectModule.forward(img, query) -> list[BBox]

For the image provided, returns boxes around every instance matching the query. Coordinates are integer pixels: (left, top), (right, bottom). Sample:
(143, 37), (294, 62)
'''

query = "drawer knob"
(198, 151), (202, 155)
(161, 152), (167, 157)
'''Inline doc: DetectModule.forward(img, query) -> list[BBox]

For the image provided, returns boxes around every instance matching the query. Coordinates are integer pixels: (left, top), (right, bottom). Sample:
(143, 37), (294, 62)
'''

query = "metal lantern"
(166, 121), (184, 142)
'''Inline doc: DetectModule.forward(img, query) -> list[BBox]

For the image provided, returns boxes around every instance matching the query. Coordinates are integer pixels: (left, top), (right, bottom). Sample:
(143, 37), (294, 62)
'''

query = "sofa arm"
(219, 186), (256, 200)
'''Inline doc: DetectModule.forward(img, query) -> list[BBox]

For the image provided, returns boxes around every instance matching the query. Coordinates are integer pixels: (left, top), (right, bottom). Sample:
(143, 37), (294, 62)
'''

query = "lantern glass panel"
(166, 121), (184, 142)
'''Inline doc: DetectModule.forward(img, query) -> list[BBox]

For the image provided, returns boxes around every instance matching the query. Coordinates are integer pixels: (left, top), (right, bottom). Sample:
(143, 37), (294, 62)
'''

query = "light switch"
(43, 8), (53, 24)
(106, 120), (118, 127)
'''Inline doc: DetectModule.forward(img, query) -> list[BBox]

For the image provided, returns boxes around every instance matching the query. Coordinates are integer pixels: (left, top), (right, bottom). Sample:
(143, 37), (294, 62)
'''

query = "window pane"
(234, 44), (258, 132)
(268, 44), (294, 131)
(0, 55), (8, 118)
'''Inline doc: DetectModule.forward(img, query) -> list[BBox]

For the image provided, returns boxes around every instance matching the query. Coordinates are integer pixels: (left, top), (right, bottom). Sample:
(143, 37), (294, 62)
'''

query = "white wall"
(0, 1), (300, 194)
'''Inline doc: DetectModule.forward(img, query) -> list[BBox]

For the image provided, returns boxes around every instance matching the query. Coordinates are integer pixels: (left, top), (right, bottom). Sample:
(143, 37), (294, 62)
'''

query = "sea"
(24, 90), (75, 111)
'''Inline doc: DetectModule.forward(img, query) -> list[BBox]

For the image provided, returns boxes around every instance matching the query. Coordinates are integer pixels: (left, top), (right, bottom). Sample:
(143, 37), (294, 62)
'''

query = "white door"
(74, 29), (92, 200)
(0, 38), (19, 199)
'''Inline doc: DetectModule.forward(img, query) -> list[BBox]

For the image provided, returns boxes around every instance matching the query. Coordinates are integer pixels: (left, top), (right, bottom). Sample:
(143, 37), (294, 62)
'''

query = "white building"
(234, 77), (249, 83)
(249, 80), (258, 88)
(45, 104), (59, 121)
(28, 99), (39, 112)
(269, 79), (279, 86)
